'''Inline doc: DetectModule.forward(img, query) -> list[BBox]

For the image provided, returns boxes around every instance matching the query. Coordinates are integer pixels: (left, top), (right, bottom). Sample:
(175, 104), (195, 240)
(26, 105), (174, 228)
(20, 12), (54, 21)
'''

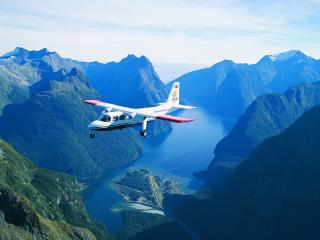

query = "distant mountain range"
(0, 47), (168, 107)
(0, 47), (172, 135)
(0, 139), (111, 240)
(164, 105), (320, 240)
(157, 50), (320, 239)
(0, 47), (83, 113)
(197, 81), (320, 191)
(3, 47), (320, 239)
(170, 50), (320, 118)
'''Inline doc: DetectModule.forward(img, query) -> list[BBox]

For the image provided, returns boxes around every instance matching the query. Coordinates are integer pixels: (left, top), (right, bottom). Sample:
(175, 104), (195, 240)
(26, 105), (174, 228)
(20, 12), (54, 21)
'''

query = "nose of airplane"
(88, 120), (99, 129)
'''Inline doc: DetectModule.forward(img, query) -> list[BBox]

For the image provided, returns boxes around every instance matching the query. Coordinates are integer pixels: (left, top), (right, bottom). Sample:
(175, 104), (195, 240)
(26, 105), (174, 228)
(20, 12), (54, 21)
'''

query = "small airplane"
(83, 82), (195, 138)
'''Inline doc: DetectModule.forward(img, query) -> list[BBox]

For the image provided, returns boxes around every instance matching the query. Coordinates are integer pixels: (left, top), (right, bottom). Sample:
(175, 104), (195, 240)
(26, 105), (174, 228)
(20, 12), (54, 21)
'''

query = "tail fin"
(167, 82), (180, 105)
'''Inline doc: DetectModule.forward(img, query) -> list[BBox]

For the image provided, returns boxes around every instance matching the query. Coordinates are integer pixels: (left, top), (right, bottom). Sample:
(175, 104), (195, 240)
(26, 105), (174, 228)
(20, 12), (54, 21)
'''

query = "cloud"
(0, 0), (320, 68)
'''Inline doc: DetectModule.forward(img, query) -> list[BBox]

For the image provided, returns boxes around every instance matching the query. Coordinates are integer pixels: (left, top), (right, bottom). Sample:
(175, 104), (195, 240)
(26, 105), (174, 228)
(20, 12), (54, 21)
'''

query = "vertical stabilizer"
(167, 82), (180, 106)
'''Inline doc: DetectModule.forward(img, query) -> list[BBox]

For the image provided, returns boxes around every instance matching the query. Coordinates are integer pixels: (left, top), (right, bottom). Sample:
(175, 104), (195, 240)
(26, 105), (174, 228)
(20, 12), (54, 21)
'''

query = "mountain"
(89, 54), (168, 107)
(0, 48), (170, 110)
(0, 47), (104, 80)
(0, 68), (142, 178)
(170, 50), (320, 118)
(197, 81), (320, 190)
(0, 47), (84, 114)
(87, 54), (172, 136)
(216, 104), (320, 239)
(0, 47), (174, 177)
(0, 48), (41, 113)
(0, 47), (85, 72)
(164, 105), (320, 240)
(0, 48), (172, 135)
(0, 139), (111, 240)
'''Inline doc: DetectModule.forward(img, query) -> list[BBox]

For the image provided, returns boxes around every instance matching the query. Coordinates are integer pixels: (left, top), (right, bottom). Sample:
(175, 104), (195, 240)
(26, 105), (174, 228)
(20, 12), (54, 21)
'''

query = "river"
(85, 108), (226, 233)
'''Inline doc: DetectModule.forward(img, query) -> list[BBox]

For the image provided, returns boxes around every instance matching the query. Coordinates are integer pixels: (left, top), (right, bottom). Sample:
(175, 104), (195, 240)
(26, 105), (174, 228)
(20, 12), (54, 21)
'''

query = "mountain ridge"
(197, 81), (320, 191)
(163, 105), (320, 240)
(0, 139), (112, 240)
(0, 67), (142, 178)
(169, 50), (320, 118)
(0, 47), (172, 136)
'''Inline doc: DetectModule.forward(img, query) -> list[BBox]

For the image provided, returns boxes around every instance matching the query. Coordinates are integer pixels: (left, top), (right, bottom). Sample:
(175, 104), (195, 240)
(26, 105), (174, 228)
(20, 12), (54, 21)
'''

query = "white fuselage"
(88, 103), (174, 131)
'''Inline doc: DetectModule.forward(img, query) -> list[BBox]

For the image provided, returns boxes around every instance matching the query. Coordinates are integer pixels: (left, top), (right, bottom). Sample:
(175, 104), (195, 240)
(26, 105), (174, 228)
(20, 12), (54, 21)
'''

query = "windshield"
(101, 115), (111, 122)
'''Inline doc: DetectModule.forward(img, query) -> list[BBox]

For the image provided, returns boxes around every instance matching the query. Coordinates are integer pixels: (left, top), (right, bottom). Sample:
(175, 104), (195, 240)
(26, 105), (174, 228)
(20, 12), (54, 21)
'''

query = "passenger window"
(101, 115), (111, 122)
(113, 116), (119, 121)
(119, 115), (126, 120)
(125, 115), (132, 120)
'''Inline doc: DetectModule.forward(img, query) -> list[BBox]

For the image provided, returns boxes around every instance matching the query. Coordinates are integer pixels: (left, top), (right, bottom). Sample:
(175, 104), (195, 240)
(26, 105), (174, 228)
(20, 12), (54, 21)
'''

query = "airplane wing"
(156, 115), (194, 123)
(84, 100), (136, 113)
(83, 99), (155, 117)
(84, 99), (195, 123)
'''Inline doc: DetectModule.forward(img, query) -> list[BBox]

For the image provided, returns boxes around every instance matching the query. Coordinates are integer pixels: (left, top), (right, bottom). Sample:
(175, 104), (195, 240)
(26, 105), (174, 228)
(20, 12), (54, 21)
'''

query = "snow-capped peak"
(268, 50), (306, 62)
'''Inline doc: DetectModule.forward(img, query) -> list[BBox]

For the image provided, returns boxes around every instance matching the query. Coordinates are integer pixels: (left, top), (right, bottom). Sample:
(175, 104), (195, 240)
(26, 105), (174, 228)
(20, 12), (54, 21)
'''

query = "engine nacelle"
(102, 107), (112, 112)
(100, 111), (123, 119)
(129, 112), (137, 118)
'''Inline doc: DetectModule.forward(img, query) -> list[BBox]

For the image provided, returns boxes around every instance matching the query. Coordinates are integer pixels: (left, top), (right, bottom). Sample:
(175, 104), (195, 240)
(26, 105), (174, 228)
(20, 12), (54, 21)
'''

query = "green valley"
(0, 139), (112, 240)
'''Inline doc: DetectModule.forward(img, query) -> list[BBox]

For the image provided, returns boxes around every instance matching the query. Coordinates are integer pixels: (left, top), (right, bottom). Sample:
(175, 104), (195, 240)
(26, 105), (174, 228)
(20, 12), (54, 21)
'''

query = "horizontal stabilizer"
(174, 104), (196, 110)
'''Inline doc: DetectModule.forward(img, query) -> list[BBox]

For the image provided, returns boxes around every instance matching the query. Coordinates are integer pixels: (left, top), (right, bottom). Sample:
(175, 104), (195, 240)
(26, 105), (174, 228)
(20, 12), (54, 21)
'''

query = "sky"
(1, 0), (320, 82)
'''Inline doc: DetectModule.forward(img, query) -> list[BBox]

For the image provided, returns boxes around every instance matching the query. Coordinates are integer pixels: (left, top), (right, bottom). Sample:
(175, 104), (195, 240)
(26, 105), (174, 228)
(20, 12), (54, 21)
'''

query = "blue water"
(85, 108), (226, 233)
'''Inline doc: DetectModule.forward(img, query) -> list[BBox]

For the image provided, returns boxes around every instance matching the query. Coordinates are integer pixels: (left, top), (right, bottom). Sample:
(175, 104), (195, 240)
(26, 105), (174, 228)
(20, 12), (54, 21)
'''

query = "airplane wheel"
(90, 132), (95, 139)
(140, 130), (147, 137)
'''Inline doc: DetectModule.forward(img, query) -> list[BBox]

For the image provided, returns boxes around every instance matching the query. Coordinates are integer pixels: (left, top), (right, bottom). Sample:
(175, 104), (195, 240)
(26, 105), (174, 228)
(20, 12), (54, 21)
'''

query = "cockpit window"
(101, 115), (111, 122)
(113, 116), (119, 121)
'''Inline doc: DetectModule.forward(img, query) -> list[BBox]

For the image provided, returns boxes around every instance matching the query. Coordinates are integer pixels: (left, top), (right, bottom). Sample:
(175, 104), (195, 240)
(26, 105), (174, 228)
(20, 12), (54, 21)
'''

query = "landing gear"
(140, 130), (147, 137)
(90, 132), (95, 139)
(140, 118), (148, 137)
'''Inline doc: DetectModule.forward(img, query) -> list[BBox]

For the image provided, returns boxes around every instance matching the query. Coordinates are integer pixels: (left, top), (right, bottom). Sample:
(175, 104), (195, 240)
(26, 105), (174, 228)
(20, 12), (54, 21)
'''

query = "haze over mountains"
(171, 50), (320, 118)
(198, 81), (320, 191)
(221, 105), (320, 240)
